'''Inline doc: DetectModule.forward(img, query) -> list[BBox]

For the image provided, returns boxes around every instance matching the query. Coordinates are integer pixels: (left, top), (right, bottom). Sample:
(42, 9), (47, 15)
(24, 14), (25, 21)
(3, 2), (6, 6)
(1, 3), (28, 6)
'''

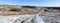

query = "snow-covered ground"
(0, 13), (60, 23)
(0, 14), (34, 23)
(39, 13), (60, 23)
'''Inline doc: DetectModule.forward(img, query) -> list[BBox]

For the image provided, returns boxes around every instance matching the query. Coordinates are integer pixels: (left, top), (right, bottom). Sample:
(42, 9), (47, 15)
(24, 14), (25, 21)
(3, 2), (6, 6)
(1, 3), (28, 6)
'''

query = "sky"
(0, 0), (60, 6)
(0, 0), (40, 6)
(40, 0), (60, 7)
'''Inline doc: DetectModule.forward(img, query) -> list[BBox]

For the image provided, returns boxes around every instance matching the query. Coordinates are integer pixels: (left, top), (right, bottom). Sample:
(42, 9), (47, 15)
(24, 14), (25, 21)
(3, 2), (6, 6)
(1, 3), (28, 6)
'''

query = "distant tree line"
(21, 6), (36, 8)
(45, 7), (60, 10)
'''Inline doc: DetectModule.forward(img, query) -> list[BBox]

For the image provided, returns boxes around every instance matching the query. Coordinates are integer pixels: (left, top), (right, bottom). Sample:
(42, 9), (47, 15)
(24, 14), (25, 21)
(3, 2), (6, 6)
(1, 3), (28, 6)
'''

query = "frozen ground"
(0, 14), (34, 23)
(39, 13), (60, 23)
(0, 14), (60, 23)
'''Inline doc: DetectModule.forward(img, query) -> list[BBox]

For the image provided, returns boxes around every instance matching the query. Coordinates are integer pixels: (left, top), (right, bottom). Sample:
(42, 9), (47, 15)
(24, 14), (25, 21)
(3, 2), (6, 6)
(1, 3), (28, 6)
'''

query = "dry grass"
(0, 4), (60, 16)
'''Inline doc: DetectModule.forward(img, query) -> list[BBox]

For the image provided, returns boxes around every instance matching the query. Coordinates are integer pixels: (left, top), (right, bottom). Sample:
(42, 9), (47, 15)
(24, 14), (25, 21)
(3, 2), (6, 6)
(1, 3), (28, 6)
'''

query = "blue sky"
(0, 0), (60, 6)
(40, 0), (60, 6)
(0, 0), (40, 6)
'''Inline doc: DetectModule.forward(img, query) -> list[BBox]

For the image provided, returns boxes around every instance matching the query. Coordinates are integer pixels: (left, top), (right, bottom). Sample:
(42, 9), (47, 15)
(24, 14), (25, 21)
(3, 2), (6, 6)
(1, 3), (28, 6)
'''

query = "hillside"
(0, 4), (60, 16)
